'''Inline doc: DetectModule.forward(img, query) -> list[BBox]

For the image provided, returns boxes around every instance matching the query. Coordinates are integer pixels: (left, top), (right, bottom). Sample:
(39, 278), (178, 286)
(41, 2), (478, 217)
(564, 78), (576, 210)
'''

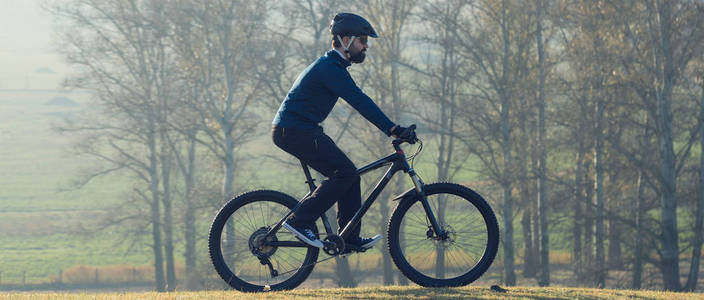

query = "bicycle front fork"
(408, 169), (447, 240)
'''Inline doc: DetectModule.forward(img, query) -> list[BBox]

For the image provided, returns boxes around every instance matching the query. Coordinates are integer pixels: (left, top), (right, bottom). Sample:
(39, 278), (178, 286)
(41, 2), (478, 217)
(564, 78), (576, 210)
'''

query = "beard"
(348, 48), (366, 63)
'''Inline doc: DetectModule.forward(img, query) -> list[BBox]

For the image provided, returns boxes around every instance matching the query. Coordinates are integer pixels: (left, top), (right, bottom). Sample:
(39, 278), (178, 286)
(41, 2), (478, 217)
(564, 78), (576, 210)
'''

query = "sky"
(0, 0), (67, 90)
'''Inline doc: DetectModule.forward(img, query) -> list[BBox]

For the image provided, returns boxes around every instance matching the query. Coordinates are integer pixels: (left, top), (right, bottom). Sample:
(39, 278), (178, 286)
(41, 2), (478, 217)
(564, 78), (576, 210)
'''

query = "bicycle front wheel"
(208, 190), (319, 292)
(387, 183), (499, 287)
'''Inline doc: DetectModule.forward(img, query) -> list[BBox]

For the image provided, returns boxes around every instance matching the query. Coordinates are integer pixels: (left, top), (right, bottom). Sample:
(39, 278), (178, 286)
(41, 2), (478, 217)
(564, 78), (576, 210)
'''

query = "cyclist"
(271, 12), (415, 252)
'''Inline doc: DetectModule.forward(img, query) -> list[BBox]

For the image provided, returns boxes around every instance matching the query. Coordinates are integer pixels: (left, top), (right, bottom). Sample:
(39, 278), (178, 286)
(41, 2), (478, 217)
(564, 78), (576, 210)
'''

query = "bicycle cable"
(407, 139), (423, 170)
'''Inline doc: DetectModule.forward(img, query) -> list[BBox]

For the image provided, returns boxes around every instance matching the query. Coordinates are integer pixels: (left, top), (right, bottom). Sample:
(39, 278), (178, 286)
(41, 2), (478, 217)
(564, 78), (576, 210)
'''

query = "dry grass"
(1, 285), (703, 300)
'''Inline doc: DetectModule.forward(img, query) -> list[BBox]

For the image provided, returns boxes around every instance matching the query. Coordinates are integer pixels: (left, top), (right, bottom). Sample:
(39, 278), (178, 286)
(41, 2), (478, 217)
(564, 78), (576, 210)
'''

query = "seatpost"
(300, 161), (316, 192)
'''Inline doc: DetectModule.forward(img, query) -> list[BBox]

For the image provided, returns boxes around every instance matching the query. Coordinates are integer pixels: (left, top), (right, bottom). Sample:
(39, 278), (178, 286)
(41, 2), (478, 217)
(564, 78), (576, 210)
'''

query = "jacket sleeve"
(323, 66), (396, 136)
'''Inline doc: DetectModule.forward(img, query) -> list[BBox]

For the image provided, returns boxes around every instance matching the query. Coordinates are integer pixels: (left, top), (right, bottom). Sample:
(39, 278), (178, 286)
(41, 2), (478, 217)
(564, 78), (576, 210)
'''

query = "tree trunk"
(519, 144), (536, 279)
(501, 179), (515, 286)
(334, 257), (356, 287)
(632, 171), (645, 289)
(220, 4), (239, 272)
(223, 133), (236, 269)
(518, 71), (536, 279)
(148, 127), (166, 292)
(654, 1), (680, 291)
(594, 97), (606, 288)
(607, 219), (624, 270)
(160, 134), (176, 291)
(685, 83), (704, 291)
(573, 141), (585, 277)
(183, 134), (197, 289)
(583, 160), (594, 279)
(150, 180), (166, 292)
(433, 41), (457, 280)
(162, 170), (176, 291)
(521, 208), (537, 278)
(500, 0), (516, 286)
(532, 193), (540, 277)
(536, 0), (549, 286)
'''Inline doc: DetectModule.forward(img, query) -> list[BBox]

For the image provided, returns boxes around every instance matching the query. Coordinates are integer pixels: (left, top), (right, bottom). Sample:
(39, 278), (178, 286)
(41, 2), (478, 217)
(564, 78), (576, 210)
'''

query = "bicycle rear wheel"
(387, 183), (499, 287)
(208, 190), (319, 292)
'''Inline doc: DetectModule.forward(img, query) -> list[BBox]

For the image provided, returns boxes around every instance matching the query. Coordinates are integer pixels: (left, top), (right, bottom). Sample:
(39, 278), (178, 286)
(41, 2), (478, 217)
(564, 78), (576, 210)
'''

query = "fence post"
(95, 268), (99, 284)
(0, 270), (3, 286)
(58, 269), (62, 285)
(132, 267), (137, 283)
(22, 271), (26, 286)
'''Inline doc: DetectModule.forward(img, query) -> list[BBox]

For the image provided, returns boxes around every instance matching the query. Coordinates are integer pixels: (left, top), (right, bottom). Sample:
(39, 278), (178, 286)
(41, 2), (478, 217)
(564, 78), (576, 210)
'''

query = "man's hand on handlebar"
(391, 124), (418, 144)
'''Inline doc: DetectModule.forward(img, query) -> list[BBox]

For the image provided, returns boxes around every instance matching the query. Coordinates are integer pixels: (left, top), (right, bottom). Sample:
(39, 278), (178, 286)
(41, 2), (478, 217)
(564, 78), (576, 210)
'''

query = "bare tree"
(405, 0), (472, 281)
(47, 0), (182, 291)
(450, 0), (539, 285)
(167, 1), (270, 276)
(534, 0), (551, 286)
(604, 0), (704, 290)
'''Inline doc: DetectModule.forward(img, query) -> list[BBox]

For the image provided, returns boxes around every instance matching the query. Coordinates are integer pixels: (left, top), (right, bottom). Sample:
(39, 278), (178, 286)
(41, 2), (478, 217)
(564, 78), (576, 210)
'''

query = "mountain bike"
(208, 125), (499, 292)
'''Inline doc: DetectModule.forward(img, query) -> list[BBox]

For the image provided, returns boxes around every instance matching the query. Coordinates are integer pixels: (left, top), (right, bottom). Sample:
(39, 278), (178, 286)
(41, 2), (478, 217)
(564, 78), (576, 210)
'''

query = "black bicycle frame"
(265, 140), (444, 246)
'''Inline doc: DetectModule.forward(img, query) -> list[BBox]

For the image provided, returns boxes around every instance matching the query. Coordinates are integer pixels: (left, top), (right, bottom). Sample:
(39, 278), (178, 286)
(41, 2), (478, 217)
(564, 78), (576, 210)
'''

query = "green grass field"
(1, 286), (703, 299)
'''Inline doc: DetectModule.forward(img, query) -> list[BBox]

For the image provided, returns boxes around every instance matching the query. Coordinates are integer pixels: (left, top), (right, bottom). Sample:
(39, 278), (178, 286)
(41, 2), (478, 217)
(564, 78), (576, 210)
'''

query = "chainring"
(323, 235), (345, 256)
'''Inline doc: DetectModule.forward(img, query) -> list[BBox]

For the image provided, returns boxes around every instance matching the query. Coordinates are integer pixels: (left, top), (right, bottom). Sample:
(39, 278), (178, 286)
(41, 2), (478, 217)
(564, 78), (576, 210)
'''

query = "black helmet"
(330, 13), (378, 38)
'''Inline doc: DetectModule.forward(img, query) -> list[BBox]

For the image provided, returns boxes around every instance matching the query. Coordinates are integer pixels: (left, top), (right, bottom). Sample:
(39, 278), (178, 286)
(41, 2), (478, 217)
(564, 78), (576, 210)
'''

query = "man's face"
(346, 35), (369, 63)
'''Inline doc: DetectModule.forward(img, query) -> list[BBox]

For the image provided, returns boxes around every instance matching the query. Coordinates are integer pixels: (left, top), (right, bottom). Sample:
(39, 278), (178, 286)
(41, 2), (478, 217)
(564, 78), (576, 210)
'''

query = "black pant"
(272, 126), (362, 242)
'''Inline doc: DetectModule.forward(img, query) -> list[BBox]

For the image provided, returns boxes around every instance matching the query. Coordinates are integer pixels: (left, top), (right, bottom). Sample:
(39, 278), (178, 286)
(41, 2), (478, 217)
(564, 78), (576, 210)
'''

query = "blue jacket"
(272, 50), (395, 135)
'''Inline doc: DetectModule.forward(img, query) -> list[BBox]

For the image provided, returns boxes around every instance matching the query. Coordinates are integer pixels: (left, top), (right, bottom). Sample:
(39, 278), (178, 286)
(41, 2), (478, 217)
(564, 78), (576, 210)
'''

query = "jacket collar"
(327, 49), (351, 68)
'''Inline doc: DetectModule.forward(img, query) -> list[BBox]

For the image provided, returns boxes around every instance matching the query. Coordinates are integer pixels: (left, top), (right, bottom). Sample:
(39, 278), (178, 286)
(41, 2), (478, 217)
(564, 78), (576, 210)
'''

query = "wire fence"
(0, 266), (156, 290)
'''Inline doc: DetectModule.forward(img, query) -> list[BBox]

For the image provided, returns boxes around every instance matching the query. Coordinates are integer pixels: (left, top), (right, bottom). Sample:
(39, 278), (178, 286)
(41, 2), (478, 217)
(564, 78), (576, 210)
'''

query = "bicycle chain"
(275, 254), (339, 277)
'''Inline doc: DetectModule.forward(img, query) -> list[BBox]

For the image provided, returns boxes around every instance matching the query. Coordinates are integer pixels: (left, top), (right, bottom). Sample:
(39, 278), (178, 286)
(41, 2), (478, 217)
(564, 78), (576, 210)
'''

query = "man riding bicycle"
(272, 12), (416, 252)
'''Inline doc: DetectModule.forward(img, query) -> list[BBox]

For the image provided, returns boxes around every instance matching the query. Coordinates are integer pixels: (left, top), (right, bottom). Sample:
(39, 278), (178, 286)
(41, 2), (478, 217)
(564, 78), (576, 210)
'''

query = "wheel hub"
(431, 224), (456, 248)
(442, 224), (456, 243)
(248, 227), (278, 258)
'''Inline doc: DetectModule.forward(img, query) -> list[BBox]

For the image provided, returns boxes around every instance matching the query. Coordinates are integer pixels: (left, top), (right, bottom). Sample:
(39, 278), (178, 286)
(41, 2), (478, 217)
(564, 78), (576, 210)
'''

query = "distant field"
(0, 91), (144, 283)
(0, 91), (129, 212)
(1, 286), (703, 300)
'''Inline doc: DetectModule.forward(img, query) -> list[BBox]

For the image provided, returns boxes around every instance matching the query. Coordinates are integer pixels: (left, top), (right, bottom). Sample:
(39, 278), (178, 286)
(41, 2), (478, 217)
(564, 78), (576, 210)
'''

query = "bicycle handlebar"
(392, 124), (419, 149)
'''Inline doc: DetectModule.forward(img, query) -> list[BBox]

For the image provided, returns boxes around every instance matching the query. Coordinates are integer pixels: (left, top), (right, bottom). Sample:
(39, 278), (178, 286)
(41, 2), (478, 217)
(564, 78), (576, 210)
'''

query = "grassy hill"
(1, 286), (703, 300)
